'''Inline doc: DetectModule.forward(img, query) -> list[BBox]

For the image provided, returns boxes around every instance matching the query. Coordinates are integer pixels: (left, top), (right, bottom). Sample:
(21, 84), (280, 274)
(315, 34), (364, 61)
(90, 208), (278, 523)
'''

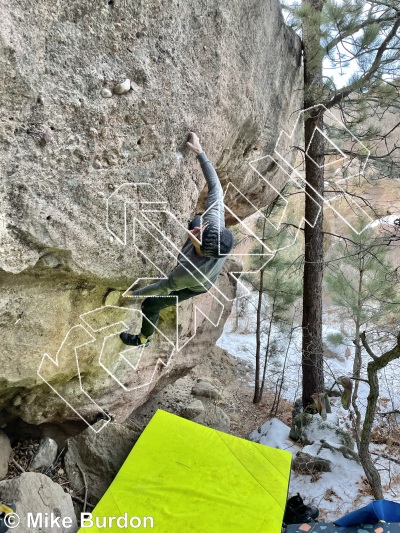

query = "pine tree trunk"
(301, 0), (326, 407)
(352, 331), (362, 445)
(302, 112), (325, 406)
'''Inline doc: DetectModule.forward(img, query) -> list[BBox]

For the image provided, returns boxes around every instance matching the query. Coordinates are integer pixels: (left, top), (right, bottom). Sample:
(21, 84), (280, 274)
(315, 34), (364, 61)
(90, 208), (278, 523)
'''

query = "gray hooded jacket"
(131, 151), (227, 296)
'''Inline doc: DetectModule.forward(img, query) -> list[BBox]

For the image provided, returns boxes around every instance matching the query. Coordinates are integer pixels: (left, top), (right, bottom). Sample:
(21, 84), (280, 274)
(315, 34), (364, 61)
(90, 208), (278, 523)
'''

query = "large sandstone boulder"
(0, 0), (302, 426)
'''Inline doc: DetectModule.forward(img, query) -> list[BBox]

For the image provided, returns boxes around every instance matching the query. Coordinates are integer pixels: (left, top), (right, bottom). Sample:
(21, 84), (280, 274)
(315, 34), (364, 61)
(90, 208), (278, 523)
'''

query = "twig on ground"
(376, 409), (400, 417)
(11, 458), (25, 473)
(77, 464), (88, 514)
(71, 496), (94, 509)
(55, 447), (66, 464)
(370, 451), (400, 466)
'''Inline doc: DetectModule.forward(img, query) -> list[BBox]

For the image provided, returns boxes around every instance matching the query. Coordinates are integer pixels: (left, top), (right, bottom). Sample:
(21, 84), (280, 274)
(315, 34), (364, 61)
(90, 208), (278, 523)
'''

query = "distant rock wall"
(0, 0), (302, 426)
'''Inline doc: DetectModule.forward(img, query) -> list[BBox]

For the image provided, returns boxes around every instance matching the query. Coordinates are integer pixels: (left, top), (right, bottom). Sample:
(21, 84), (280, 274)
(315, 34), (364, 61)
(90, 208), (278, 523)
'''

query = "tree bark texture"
(301, 0), (326, 407)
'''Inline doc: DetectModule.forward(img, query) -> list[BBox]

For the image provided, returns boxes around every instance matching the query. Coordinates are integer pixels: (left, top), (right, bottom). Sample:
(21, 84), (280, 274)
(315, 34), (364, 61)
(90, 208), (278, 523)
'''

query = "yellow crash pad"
(78, 409), (291, 532)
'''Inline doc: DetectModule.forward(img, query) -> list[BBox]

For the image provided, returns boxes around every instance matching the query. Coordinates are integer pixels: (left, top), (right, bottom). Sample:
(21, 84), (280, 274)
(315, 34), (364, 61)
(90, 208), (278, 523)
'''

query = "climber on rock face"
(119, 131), (234, 348)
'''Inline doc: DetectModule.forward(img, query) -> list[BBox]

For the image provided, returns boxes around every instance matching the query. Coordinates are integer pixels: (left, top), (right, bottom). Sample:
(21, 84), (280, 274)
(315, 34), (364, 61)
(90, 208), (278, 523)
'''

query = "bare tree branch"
(360, 331), (379, 361)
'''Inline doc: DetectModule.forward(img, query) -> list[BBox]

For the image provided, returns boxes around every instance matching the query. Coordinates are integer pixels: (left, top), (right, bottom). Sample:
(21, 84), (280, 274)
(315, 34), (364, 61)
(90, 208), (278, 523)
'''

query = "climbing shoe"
(0, 503), (17, 533)
(283, 493), (319, 525)
(119, 332), (151, 347)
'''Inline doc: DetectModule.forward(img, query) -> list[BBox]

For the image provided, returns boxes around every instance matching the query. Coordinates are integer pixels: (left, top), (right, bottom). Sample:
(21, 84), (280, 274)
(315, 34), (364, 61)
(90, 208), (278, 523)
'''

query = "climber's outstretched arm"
(186, 132), (225, 229)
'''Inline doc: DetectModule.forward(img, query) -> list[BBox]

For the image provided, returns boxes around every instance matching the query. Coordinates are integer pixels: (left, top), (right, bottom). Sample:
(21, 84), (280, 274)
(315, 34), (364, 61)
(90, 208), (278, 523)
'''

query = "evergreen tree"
(282, 0), (400, 407)
(325, 223), (399, 436)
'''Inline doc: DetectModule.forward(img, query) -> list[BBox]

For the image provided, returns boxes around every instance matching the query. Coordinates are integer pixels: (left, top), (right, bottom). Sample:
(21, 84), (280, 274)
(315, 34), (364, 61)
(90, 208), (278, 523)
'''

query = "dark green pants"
(140, 288), (205, 338)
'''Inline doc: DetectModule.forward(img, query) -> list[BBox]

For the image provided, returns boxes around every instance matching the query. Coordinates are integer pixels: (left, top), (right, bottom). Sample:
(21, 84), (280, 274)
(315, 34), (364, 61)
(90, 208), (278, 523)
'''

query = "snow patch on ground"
(250, 417), (367, 522)
(249, 418), (296, 452)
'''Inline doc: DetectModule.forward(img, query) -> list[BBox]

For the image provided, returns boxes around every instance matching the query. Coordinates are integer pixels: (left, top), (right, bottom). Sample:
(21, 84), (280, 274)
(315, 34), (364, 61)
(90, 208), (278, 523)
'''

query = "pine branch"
(325, 14), (399, 54)
(325, 146), (400, 160)
(323, 15), (400, 109)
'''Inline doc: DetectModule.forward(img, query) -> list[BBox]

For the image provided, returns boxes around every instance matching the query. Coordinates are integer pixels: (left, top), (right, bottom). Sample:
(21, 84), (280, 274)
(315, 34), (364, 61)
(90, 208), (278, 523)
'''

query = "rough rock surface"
(0, 430), (11, 479)
(0, 473), (77, 532)
(0, 0), (302, 426)
(2, 250), (239, 426)
(64, 421), (140, 503)
(181, 388), (230, 432)
(182, 399), (205, 419)
(129, 344), (238, 428)
(193, 401), (231, 433)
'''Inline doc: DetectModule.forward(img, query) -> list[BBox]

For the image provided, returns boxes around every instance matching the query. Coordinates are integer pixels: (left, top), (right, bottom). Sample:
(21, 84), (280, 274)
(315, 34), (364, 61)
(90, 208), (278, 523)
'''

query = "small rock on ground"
(194, 404), (231, 433)
(0, 430), (11, 480)
(30, 437), (58, 470)
(292, 451), (332, 474)
(192, 381), (221, 400)
(181, 400), (205, 420)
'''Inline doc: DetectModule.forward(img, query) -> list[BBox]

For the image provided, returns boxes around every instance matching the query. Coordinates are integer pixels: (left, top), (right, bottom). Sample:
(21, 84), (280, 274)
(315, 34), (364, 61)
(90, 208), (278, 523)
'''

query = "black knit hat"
(200, 226), (234, 258)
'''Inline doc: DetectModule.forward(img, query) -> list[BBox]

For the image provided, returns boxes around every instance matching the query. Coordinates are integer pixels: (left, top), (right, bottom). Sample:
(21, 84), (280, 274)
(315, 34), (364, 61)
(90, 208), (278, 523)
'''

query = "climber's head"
(189, 224), (233, 258)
